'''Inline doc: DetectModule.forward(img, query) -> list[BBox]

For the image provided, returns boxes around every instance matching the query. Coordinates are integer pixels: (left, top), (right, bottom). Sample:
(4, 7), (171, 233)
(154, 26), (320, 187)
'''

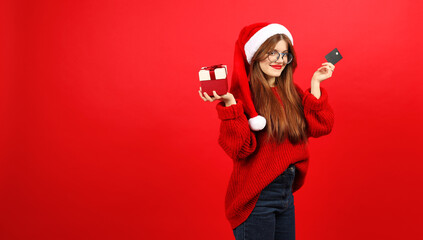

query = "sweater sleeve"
(215, 99), (257, 160)
(294, 84), (335, 138)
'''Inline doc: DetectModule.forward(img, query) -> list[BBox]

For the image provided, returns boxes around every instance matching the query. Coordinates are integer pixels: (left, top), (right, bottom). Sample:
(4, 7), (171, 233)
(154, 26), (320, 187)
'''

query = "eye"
(269, 50), (278, 55)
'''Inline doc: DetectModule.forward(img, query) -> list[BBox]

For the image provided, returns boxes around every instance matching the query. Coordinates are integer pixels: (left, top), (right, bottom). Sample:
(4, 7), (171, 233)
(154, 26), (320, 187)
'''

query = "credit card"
(325, 48), (343, 65)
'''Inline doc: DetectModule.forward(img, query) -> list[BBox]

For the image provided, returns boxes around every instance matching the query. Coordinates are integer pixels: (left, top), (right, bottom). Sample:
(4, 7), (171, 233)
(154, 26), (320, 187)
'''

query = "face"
(259, 39), (289, 81)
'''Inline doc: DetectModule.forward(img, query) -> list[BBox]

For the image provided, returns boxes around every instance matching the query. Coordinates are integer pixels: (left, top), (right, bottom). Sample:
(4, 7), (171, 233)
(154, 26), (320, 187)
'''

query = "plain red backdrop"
(1, 0), (423, 239)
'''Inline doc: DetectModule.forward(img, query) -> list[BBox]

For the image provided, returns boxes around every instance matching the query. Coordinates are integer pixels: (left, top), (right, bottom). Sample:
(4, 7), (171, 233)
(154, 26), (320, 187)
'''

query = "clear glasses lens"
(268, 51), (293, 64)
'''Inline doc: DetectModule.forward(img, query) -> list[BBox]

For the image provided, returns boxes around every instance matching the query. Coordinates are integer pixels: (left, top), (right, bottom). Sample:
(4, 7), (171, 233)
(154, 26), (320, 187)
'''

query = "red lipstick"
(271, 65), (282, 69)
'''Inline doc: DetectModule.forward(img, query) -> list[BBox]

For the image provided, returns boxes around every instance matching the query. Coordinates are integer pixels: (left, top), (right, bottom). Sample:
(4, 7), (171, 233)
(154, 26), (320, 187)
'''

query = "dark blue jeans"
(233, 164), (296, 240)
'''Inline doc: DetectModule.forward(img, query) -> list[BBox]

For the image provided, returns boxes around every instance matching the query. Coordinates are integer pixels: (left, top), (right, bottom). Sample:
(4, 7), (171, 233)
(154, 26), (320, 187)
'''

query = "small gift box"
(199, 64), (228, 97)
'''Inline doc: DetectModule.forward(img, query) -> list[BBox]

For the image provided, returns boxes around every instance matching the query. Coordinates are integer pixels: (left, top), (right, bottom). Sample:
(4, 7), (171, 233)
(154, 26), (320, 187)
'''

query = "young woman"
(198, 23), (335, 240)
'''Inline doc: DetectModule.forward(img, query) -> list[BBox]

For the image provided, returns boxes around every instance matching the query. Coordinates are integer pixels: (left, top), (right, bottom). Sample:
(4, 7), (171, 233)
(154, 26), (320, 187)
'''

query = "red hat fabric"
(230, 22), (294, 131)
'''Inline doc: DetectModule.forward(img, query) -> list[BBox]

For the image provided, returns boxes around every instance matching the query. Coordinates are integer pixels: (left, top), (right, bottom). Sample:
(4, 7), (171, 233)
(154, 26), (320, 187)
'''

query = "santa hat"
(231, 22), (294, 131)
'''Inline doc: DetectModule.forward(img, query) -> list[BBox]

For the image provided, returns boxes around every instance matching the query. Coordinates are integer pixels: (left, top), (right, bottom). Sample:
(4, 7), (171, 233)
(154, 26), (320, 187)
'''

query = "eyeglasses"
(267, 50), (293, 64)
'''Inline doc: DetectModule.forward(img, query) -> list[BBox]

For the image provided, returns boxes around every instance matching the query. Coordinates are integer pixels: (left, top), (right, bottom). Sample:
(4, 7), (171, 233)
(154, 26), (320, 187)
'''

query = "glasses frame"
(267, 50), (293, 64)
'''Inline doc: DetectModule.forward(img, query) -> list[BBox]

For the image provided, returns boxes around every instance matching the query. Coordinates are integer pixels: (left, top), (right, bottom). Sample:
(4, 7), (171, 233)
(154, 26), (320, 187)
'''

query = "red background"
(1, 0), (423, 239)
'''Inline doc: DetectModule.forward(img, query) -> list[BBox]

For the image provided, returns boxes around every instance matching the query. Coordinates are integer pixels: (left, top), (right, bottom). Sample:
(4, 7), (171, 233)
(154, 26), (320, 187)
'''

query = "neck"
(267, 77), (276, 87)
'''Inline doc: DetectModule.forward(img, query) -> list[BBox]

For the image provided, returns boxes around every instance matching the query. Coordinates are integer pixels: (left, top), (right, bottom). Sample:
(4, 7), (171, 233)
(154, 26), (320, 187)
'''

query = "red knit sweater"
(215, 83), (334, 229)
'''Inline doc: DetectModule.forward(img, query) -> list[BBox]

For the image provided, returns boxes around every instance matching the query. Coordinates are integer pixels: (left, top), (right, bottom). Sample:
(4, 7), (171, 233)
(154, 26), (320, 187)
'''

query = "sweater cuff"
(216, 99), (245, 120)
(302, 87), (329, 111)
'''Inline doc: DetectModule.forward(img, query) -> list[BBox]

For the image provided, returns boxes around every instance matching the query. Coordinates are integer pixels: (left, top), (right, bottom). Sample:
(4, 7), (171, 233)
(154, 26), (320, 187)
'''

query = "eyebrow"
(272, 49), (288, 53)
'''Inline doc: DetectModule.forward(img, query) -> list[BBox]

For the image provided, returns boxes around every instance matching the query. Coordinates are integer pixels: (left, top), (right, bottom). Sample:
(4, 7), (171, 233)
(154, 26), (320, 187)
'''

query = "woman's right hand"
(198, 87), (237, 107)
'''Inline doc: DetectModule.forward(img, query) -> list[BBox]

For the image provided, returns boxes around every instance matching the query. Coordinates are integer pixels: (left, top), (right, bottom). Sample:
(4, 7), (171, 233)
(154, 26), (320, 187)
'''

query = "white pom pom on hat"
(248, 115), (267, 131)
(230, 22), (294, 131)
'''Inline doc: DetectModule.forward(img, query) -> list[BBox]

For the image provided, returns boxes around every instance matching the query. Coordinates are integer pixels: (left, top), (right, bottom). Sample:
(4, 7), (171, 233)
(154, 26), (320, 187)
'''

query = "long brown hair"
(249, 34), (308, 144)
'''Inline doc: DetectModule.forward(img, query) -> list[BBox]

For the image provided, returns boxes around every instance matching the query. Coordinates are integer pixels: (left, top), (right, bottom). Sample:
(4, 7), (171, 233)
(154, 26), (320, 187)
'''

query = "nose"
(276, 56), (285, 64)
(275, 54), (285, 64)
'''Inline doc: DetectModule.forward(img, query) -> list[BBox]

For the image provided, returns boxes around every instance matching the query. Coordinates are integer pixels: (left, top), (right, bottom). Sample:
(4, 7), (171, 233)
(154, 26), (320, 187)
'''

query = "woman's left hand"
(312, 62), (335, 83)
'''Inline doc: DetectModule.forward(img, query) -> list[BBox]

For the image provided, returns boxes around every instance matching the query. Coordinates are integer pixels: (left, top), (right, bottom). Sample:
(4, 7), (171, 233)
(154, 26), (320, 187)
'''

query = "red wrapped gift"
(199, 64), (228, 97)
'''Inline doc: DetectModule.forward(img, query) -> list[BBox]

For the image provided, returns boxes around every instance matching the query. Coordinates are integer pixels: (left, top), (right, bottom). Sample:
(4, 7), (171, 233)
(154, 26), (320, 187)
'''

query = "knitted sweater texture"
(215, 84), (334, 229)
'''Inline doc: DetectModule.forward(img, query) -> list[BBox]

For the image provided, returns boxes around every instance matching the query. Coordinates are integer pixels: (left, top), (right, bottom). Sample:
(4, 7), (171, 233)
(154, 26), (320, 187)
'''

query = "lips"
(271, 65), (282, 70)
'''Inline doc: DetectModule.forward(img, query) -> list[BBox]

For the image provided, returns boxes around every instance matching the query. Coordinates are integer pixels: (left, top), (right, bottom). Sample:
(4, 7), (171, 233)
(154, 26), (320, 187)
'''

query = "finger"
(203, 92), (214, 102)
(213, 91), (221, 99)
(199, 90), (207, 101)
(323, 66), (332, 74)
(322, 62), (335, 71)
(198, 87), (205, 96)
(321, 65), (332, 72)
(326, 66), (333, 76)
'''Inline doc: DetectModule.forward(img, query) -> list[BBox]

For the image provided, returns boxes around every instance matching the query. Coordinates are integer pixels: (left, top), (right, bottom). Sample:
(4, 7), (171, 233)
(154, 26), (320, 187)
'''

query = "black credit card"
(325, 48), (343, 65)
